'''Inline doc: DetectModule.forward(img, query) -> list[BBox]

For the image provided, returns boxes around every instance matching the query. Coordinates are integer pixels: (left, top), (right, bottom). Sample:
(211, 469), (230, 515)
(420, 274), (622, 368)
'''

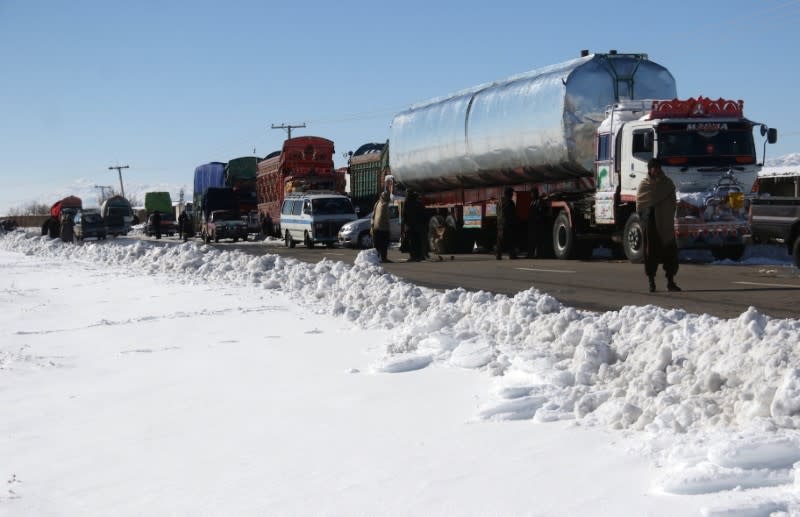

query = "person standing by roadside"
(371, 191), (391, 263)
(496, 187), (518, 260)
(60, 214), (74, 243)
(178, 211), (189, 241)
(637, 158), (681, 293)
(526, 187), (547, 258)
(151, 210), (162, 240)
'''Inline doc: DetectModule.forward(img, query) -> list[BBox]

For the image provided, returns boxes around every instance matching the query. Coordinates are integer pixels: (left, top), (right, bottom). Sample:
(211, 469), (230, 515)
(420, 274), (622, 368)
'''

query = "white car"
(338, 205), (401, 248)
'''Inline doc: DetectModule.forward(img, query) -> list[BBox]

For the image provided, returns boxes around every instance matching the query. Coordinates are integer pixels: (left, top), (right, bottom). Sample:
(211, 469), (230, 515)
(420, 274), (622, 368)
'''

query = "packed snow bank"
(3, 231), (800, 511)
(2, 232), (799, 438)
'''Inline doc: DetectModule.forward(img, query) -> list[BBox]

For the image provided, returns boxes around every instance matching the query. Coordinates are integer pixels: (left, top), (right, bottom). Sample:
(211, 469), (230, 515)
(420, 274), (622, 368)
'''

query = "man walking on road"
(637, 158), (681, 293)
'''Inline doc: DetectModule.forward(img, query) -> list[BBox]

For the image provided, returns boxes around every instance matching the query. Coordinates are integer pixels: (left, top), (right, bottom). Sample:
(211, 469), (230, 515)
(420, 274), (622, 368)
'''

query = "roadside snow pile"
(2, 232), (800, 439)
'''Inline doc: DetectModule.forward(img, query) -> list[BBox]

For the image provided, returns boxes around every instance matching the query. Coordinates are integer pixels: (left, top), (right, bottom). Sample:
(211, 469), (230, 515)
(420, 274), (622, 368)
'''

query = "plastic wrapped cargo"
(193, 162), (226, 196)
(390, 52), (677, 192)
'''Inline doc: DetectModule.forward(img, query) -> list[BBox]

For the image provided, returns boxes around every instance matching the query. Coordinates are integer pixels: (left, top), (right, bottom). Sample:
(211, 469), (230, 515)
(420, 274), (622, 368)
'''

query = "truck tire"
(285, 230), (296, 248)
(793, 235), (800, 268)
(623, 213), (645, 263)
(304, 231), (315, 249)
(552, 211), (575, 260)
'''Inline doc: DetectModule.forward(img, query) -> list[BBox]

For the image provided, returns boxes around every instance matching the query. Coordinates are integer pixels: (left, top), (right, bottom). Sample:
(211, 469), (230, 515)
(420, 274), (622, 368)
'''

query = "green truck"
(348, 141), (389, 217)
(144, 191), (177, 237)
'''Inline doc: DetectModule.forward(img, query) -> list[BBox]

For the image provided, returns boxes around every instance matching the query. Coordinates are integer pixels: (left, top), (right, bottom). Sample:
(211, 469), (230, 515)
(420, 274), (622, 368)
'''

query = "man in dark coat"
(178, 211), (189, 241)
(402, 190), (427, 261)
(637, 158), (680, 292)
(496, 187), (518, 260)
(151, 211), (162, 240)
(526, 187), (547, 258)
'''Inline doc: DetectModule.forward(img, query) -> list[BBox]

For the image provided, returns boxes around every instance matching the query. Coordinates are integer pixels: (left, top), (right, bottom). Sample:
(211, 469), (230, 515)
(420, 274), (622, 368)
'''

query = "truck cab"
(598, 97), (776, 261)
(202, 209), (248, 243)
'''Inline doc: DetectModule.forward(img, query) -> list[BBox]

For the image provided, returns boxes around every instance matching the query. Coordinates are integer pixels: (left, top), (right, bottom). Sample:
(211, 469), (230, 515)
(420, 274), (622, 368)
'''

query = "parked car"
(73, 210), (107, 241)
(749, 170), (800, 267)
(280, 192), (357, 248)
(202, 210), (248, 243)
(338, 204), (401, 248)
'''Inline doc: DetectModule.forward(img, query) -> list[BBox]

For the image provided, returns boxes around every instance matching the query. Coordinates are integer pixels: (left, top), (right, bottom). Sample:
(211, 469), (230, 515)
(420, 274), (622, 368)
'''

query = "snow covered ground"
(1, 230), (799, 516)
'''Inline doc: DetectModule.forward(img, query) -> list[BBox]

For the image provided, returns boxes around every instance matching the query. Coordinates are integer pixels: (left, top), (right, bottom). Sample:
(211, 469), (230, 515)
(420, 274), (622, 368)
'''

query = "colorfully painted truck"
(256, 136), (344, 236)
(389, 51), (777, 260)
(347, 141), (389, 216)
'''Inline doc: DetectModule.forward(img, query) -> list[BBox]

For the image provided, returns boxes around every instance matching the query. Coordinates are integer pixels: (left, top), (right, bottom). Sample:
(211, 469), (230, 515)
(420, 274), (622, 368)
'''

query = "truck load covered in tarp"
(390, 52), (676, 192)
(193, 162), (226, 196)
(50, 196), (82, 218)
(225, 157), (259, 184)
(144, 192), (173, 215)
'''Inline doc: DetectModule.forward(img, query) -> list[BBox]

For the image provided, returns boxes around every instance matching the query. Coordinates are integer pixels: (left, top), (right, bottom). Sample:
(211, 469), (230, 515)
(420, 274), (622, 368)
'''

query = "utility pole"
(94, 185), (114, 200)
(271, 122), (306, 140)
(108, 164), (130, 198)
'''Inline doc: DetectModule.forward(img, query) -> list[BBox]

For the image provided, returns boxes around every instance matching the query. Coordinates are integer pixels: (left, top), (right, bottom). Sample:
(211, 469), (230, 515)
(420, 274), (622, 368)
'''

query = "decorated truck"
(389, 50), (777, 261)
(225, 157), (259, 232)
(256, 136), (345, 236)
(347, 141), (390, 216)
(41, 196), (82, 238)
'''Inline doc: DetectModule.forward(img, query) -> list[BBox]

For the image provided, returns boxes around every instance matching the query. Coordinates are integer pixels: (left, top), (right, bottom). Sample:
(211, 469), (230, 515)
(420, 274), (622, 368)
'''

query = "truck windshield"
(657, 122), (756, 166)
(311, 198), (355, 215)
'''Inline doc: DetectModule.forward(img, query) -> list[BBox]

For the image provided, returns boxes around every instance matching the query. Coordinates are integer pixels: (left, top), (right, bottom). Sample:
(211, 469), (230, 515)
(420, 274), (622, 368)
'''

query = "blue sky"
(1, 0), (799, 213)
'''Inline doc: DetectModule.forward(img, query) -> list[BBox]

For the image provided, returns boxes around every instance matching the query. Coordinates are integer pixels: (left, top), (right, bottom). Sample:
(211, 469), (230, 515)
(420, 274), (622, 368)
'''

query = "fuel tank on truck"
(390, 52), (677, 192)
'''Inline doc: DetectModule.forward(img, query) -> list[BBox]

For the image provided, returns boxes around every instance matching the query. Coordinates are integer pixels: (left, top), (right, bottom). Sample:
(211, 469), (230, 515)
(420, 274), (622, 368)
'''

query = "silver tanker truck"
(389, 50), (777, 261)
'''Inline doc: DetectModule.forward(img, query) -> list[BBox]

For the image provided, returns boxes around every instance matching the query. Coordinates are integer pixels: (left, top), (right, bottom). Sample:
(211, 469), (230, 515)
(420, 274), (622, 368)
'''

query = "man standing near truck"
(496, 187), (518, 260)
(151, 210), (162, 240)
(637, 158), (681, 293)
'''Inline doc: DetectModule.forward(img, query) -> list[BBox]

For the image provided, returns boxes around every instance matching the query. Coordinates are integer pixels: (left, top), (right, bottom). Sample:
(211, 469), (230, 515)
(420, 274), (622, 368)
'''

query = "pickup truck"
(202, 210), (248, 243)
(749, 170), (800, 267)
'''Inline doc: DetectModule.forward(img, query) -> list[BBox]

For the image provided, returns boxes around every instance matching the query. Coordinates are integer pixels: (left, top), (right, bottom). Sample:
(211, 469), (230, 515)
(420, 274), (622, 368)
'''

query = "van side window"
(632, 129), (654, 162)
(281, 201), (293, 215)
(291, 200), (303, 216)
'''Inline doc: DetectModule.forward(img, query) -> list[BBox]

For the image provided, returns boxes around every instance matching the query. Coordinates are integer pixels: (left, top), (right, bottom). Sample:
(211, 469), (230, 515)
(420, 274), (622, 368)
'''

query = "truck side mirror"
(768, 128), (778, 144)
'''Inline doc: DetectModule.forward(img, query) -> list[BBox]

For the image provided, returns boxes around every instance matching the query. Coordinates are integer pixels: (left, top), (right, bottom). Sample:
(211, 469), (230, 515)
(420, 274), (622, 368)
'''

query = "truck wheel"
(552, 211), (575, 260)
(792, 235), (800, 268)
(358, 231), (372, 249)
(304, 231), (315, 249)
(623, 213), (645, 263)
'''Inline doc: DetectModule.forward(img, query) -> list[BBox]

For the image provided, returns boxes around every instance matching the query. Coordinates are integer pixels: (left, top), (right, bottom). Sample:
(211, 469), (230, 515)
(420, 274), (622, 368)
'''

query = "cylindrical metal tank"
(390, 52), (677, 192)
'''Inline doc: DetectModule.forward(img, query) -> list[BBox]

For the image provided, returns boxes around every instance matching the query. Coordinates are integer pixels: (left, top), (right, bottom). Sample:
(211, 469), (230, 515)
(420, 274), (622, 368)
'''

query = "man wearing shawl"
(636, 158), (681, 293)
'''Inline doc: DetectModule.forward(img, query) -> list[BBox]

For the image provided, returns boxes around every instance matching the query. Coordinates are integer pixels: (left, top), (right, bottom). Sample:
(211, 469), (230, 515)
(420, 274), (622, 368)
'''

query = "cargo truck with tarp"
(144, 191), (177, 237)
(100, 195), (133, 237)
(389, 50), (778, 261)
(41, 196), (82, 238)
(256, 136), (345, 236)
(193, 162), (226, 233)
(225, 156), (259, 232)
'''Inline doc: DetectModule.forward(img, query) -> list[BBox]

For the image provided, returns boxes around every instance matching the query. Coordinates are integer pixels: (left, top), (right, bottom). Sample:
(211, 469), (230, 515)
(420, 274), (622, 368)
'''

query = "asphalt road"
(198, 239), (800, 320)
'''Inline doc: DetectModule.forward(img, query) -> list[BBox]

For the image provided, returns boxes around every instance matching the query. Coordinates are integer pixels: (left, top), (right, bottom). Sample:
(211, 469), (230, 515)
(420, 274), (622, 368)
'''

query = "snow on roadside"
(2, 231), (800, 510)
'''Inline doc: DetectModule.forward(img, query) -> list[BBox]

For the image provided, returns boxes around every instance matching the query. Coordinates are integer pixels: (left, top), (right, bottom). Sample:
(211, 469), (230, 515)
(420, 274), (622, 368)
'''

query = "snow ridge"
(2, 232), (799, 437)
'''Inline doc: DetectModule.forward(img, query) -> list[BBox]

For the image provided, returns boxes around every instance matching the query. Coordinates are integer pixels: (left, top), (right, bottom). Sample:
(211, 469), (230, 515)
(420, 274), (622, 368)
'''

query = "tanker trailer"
(390, 50), (777, 260)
